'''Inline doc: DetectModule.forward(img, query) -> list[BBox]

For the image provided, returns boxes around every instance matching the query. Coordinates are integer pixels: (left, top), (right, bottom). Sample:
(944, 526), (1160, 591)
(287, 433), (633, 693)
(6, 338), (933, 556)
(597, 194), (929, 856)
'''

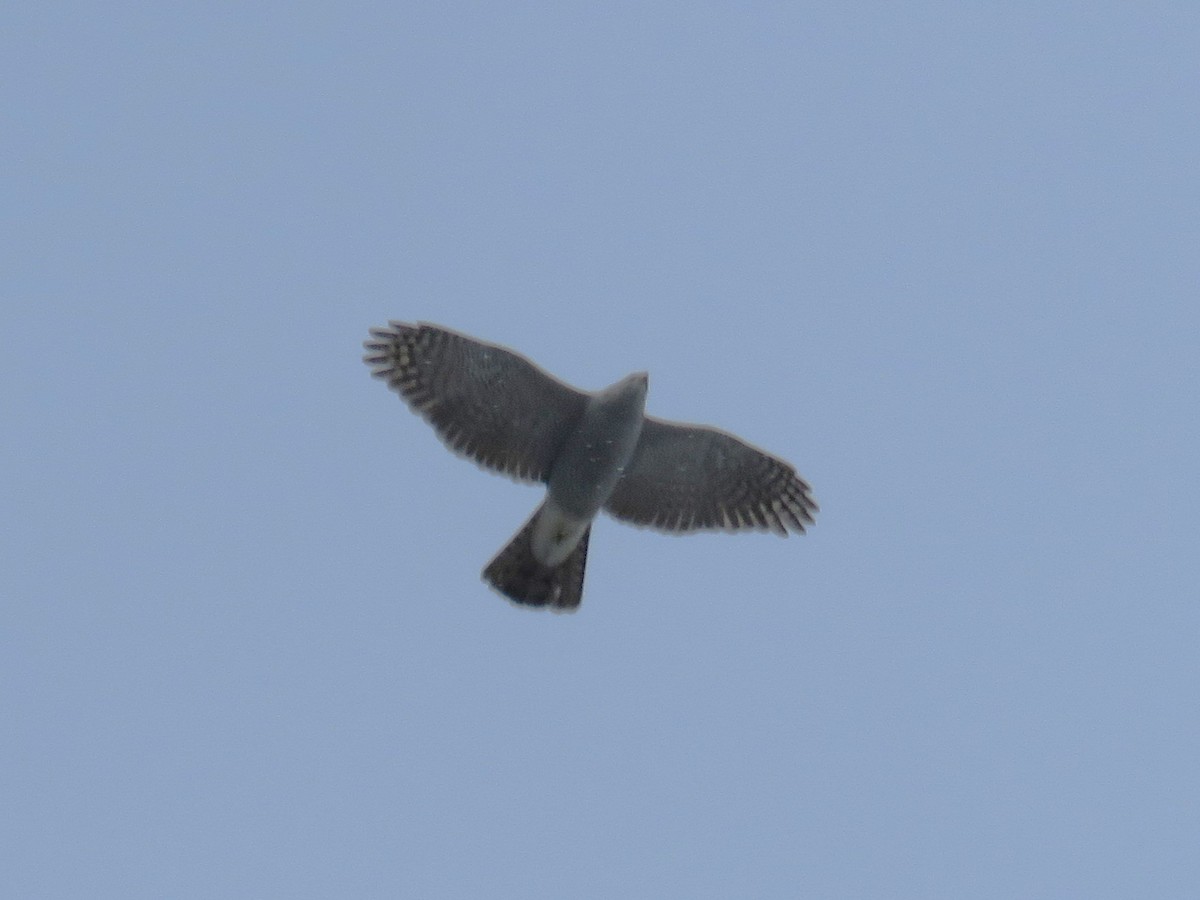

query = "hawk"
(363, 322), (817, 611)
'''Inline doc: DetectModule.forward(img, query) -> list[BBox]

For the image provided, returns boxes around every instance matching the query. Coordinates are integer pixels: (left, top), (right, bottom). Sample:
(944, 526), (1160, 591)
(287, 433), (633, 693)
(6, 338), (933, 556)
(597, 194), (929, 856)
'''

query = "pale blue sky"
(4, 3), (1198, 897)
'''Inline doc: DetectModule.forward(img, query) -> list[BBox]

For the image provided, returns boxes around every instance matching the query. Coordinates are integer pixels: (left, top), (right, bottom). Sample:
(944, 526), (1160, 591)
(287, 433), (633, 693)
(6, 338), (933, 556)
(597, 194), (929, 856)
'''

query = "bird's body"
(485, 372), (647, 608)
(364, 322), (816, 611)
(546, 372), (648, 521)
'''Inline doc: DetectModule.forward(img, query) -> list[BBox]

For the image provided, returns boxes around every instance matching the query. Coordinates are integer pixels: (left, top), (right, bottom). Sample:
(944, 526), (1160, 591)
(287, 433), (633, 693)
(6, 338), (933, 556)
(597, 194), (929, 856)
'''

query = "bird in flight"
(363, 322), (817, 611)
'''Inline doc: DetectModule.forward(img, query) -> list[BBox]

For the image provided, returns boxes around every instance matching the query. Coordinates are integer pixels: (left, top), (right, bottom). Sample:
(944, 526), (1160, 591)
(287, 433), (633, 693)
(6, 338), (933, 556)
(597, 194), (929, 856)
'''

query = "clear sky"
(5, 3), (1198, 897)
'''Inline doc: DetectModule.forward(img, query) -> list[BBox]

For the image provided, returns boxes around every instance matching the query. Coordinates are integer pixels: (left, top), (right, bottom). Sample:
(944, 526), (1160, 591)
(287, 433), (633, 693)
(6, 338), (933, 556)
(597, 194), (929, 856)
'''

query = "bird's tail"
(482, 505), (590, 611)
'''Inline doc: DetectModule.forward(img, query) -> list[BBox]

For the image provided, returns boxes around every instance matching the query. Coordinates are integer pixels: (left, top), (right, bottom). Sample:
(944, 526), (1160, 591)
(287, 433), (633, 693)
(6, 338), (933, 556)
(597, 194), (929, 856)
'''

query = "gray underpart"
(547, 371), (648, 519)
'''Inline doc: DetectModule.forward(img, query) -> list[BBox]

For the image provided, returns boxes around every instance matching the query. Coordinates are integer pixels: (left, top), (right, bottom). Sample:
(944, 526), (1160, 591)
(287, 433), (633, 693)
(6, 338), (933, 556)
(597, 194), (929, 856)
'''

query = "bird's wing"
(603, 416), (817, 534)
(364, 322), (590, 483)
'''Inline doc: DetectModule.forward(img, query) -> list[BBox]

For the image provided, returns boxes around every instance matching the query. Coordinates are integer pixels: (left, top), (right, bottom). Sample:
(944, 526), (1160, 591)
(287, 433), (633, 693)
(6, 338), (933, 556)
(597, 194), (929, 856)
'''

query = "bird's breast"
(546, 394), (645, 519)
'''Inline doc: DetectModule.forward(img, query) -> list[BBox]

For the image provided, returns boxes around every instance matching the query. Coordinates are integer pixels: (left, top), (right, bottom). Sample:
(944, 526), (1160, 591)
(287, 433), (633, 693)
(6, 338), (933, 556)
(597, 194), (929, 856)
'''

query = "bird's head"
(597, 370), (649, 412)
(621, 371), (649, 400)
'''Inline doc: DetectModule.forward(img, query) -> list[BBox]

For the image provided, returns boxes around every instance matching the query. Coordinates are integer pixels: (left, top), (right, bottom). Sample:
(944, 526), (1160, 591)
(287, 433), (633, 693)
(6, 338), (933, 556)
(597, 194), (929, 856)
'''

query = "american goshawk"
(363, 322), (817, 611)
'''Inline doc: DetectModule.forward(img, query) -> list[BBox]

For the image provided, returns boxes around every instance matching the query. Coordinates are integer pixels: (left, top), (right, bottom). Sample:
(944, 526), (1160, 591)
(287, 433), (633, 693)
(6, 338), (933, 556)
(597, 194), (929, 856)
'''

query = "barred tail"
(482, 506), (590, 611)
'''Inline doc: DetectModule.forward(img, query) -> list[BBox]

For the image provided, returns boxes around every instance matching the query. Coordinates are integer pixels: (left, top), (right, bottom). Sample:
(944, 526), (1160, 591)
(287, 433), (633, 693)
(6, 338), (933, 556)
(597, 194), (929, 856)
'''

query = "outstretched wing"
(604, 417), (817, 535)
(364, 322), (589, 483)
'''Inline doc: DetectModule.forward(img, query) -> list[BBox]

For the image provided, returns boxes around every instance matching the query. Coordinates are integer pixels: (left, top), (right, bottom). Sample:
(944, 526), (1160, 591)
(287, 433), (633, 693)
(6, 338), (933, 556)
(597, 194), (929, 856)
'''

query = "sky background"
(4, 3), (1198, 897)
